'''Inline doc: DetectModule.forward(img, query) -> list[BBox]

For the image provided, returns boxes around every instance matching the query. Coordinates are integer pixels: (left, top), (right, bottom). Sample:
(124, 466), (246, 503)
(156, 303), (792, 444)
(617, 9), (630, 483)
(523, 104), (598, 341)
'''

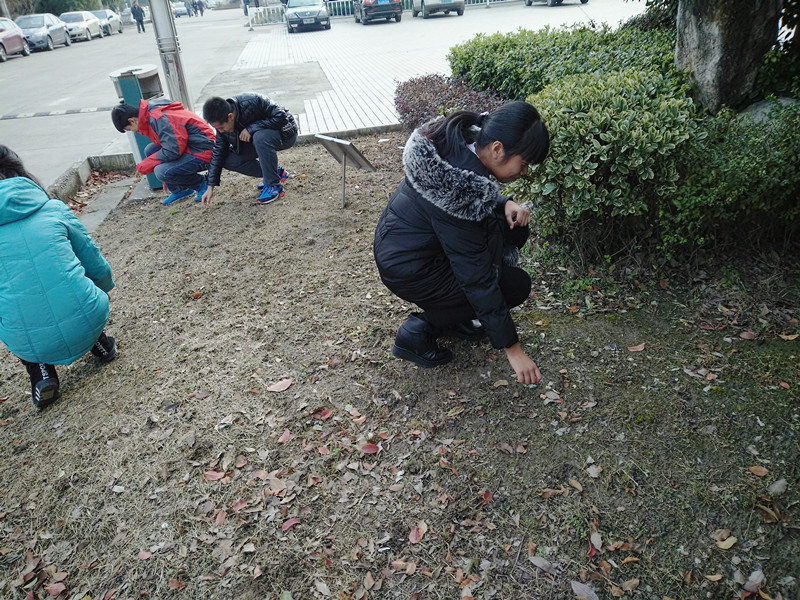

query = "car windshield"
(287, 0), (321, 7)
(16, 16), (44, 28)
(91, 11), (106, 18)
(60, 13), (84, 22)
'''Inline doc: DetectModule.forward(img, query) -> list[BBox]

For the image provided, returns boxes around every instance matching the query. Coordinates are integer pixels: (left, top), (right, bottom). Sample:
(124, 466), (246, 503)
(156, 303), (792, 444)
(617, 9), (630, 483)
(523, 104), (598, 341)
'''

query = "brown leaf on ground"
(278, 429), (292, 444)
(409, 521), (428, 544)
(627, 343), (646, 352)
(281, 518), (300, 532)
(267, 378), (293, 392)
(748, 466), (769, 477)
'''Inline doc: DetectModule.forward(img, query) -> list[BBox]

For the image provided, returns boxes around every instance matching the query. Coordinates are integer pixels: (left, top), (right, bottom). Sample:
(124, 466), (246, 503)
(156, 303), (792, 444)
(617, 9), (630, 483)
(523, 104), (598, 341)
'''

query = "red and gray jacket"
(135, 98), (215, 175)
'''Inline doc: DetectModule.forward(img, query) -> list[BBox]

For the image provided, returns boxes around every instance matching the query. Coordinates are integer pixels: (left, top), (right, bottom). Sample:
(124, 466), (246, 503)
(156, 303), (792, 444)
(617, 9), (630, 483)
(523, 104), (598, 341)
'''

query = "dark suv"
(353, 0), (402, 24)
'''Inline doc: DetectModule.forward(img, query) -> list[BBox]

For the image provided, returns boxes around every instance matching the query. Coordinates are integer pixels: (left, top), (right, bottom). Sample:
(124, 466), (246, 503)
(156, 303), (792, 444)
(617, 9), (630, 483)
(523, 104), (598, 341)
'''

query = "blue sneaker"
(162, 188), (194, 205)
(257, 185), (284, 205)
(194, 181), (208, 203)
(257, 168), (289, 191)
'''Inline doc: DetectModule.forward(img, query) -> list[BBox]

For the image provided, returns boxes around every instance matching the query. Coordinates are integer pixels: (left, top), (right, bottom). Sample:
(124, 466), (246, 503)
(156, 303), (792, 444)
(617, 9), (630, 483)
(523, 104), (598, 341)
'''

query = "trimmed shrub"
(394, 74), (505, 132)
(447, 24), (676, 100)
(510, 69), (701, 251)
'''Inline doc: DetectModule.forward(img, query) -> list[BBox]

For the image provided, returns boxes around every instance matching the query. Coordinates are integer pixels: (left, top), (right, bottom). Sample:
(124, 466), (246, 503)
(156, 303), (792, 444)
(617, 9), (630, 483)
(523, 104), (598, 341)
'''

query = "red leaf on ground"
(281, 518), (300, 532)
(318, 446), (330, 455)
(278, 429), (292, 444)
(168, 579), (186, 590)
(362, 443), (380, 454)
(409, 521), (428, 544)
(45, 583), (66, 596)
(627, 343), (645, 352)
(203, 471), (226, 481)
(103, 590), (117, 600)
(231, 499), (247, 513)
(779, 382), (790, 389)
(312, 408), (333, 420)
(480, 491), (493, 506)
(138, 550), (151, 560)
(267, 378), (293, 392)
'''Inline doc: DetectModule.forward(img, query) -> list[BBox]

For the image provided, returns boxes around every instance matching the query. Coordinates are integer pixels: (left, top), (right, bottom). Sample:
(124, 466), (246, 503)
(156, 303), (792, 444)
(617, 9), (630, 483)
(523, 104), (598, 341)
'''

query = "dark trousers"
(18, 332), (114, 381)
(144, 144), (209, 193)
(224, 129), (297, 187)
(418, 225), (531, 329)
(136, 19), (145, 32)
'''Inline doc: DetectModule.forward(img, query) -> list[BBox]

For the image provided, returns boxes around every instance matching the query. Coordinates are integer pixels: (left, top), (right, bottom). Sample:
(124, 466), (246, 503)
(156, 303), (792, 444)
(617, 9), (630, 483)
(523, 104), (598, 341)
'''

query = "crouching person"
(0, 146), (118, 409)
(112, 98), (215, 205)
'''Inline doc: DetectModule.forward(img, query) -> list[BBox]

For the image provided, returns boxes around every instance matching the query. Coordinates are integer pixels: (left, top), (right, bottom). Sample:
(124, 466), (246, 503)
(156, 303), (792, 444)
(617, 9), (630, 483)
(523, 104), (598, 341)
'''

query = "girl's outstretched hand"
(504, 200), (530, 229)
(505, 343), (542, 385)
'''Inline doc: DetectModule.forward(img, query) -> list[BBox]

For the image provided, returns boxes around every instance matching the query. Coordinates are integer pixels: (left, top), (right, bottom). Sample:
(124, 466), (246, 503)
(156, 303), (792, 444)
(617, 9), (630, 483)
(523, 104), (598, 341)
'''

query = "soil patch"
(1, 133), (798, 600)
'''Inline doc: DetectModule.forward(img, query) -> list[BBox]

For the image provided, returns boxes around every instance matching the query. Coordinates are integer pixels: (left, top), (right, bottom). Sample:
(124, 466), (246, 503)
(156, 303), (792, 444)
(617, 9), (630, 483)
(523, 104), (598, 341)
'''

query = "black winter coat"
(374, 127), (518, 349)
(207, 93), (298, 186)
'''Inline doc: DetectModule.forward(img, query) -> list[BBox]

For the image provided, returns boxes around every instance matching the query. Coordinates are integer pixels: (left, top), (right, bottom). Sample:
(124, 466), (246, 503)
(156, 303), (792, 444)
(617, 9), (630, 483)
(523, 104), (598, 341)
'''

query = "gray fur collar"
(402, 128), (501, 222)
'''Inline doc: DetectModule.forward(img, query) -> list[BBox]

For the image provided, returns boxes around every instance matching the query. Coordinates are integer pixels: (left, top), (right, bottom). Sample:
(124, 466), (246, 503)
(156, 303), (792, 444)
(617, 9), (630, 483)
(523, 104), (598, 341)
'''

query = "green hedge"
(447, 24), (676, 100)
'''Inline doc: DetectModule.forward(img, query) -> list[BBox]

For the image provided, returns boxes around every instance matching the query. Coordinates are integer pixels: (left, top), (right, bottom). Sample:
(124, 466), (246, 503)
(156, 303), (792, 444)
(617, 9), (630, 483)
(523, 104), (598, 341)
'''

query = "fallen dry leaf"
(498, 442), (514, 455)
(267, 378), (293, 393)
(627, 342), (646, 352)
(748, 466), (769, 477)
(568, 478), (583, 492)
(138, 550), (151, 560)
(570, 580), (599, 600)
(168, 579), (187, 590)
(409, 521), (428, 544)
(278, 429), (292, 444)
(622, 578), (640, 592)
(715, 536), (737, 550)
(779, 381), (790, 389)
(705, 574), (723, 582)
(281, 518), (300, 532)
(778, 333), (798, 341)
(45, 583), (66, 596)
(361, 443), (380, 454)
(739, 331), (756, 340)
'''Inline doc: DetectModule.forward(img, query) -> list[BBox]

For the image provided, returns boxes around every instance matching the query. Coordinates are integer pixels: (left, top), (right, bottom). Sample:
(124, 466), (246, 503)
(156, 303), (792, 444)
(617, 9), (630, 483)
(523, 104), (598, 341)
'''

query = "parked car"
(15, 13), (71, 51)
(0, 18), (30, 61)
(285, 0), (330, 32)
(59, 11), (103, 41)
(353, 0), (402, 24)
(526, 0), (587, 4)
(172, 1), (190, 17)
(410, 0), (464, 17)
(91, 9), (123, 35)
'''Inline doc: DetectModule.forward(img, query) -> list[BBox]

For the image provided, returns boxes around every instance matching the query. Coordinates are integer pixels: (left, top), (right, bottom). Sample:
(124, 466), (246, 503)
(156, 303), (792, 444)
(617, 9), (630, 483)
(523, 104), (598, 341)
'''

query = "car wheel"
(119, 24), (124, 33)
(456, 7), (463, 14)
(287, 23), (294, 32)
(85, 28), (91, 41)
(0, 45), (7, 62)
(421, 0), (430, 17)
(395, 12), (401, 21)
(411, 0), (419, 16)
(64, 33), (72, 46)
(46, 36), (54, 51)
(325, 22), (331, 29)
(362, 14), (368, 24)
(21, 40), (31, 56)
(354, 8), (360, 22)
(444, 9), (449, 13)
(580, 0), (588, 3)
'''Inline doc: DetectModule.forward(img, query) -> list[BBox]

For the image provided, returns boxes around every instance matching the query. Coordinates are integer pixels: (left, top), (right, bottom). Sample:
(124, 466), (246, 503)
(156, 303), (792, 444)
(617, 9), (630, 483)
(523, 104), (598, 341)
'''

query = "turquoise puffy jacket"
(0, 177), (114, 365)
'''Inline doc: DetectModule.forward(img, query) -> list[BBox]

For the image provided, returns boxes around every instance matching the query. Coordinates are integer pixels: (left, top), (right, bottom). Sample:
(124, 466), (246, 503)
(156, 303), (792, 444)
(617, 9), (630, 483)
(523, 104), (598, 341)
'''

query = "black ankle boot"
(25, 362), (61, 409)
(443, 320), (487, 341)
(392, 314), (453, 368)
(91, 332), (118, 364)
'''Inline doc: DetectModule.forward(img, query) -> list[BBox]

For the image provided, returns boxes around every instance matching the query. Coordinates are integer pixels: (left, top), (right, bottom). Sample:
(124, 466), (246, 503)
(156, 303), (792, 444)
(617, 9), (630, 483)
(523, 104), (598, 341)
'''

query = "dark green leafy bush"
(509, 69), (701, 251)
(394, 74), (505, 132)
(447, 24), (676, 100)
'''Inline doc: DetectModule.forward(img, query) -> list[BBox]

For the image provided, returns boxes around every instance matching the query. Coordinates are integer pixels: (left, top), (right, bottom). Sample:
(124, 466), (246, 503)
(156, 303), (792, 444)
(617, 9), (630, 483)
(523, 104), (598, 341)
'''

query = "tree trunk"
(675, 0), (782, 113)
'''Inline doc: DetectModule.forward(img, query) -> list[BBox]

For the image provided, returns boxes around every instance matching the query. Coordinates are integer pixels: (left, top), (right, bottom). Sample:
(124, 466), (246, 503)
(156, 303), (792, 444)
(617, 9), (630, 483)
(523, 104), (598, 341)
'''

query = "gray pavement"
(1, 0), (645, 199)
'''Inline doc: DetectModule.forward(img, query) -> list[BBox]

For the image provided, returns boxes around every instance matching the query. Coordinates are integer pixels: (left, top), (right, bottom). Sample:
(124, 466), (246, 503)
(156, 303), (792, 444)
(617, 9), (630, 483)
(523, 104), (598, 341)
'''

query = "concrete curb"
(47, 154), (137, 203)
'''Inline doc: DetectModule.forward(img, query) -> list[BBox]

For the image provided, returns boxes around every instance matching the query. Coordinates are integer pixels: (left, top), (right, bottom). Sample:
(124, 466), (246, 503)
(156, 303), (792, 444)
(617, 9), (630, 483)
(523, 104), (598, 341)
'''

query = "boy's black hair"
(111, 103), (139, 133)
(203, 96), (232, 124)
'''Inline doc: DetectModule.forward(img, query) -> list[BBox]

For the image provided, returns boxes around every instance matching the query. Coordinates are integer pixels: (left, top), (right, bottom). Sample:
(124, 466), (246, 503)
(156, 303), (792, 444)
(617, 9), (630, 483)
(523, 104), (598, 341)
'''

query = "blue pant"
(223, 129), (297, 187)
(144, 144), (209, 192)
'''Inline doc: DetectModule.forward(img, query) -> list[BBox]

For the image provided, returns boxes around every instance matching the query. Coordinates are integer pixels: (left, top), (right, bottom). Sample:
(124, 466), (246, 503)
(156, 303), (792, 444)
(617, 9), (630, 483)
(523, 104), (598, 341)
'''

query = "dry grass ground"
(0, 133), (798, 600)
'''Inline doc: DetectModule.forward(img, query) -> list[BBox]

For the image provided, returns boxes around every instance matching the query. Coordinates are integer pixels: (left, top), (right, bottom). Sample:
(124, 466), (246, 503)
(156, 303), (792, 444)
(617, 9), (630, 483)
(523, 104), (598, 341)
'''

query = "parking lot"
(0, 0), (644, 188)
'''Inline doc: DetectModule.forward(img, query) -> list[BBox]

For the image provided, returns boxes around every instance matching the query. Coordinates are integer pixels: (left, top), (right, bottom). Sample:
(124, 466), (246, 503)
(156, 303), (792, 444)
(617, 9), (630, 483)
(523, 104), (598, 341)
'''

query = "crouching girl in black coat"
(373, 102), (549, 385)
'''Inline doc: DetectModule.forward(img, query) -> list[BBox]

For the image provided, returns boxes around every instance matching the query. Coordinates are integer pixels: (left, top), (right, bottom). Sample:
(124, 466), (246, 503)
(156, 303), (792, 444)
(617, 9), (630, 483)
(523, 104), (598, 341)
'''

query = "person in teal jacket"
(0, 146), (118, 410)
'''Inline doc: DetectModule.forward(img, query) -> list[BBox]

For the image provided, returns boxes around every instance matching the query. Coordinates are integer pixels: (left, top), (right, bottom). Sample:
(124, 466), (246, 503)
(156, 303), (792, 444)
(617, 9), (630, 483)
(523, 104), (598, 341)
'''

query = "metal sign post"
(315, 134), (375, 208)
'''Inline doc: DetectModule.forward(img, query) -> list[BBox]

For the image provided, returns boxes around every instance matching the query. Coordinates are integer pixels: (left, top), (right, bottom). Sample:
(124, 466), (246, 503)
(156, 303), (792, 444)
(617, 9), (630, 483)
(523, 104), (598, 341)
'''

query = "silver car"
(15, 13), (71, 51)
(91, 9), (124, 35)
(410, 0), (464, 18)
(285, 0), (331, 33)
(59, 11), (103, 41)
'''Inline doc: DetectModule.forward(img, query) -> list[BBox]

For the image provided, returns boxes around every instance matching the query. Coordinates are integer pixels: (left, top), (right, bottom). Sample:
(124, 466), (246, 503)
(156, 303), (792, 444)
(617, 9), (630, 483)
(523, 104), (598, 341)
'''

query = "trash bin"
(109, 64), (164, 190)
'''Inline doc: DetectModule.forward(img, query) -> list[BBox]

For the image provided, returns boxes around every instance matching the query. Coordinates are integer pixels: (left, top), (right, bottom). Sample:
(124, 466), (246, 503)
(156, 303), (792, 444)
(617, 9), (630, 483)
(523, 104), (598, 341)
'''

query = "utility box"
(109, 64), (164, 190)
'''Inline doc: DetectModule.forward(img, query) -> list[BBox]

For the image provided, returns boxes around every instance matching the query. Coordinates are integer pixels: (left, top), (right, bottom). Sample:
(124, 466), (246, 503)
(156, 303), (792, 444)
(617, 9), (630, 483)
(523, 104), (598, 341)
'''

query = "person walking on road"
(112, 99), (215, 205)
(201, 93), (298, 206)
(373, 102), (549, 385)
(131, 1), (145, 32)
(0, 146), (118, 410)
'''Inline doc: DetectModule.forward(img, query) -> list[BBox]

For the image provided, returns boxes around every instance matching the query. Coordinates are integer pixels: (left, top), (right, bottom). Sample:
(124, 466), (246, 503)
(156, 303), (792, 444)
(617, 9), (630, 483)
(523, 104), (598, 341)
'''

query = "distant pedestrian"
(201, 93), (298, 206)
(243, 0), (250, 15)
(112, 99), (215, 205)
(131, 0), (145, 32)
(0, 146), (118, 410)
(184, 0), (193, 15)
(253, 0), (260, 8)
(192, 0), (199, 15)
(197, 0), (205, 15)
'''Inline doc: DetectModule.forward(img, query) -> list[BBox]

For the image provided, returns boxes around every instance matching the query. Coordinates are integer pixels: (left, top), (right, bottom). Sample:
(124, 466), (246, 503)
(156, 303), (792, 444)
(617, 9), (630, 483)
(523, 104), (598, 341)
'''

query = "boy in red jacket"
(112, 99), (215, 205)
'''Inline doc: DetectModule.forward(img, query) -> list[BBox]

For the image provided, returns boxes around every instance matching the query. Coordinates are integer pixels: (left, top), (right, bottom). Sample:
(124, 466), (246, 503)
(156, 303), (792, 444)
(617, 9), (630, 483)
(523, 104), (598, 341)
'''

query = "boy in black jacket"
(201, 94), (298, 206)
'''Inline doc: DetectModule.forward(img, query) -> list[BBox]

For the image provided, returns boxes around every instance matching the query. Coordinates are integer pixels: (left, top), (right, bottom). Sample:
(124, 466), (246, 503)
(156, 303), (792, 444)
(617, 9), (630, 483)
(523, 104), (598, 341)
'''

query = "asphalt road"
(0, 0), (644, 189)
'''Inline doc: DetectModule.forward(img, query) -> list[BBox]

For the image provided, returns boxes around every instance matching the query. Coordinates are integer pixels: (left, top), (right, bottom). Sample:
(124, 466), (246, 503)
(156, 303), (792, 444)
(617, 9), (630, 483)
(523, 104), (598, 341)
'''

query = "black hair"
(423, 101), (549, 166)
(203, 97), (232, 124)
(0, 145), (43, 188)
(111, 103), (139, 133)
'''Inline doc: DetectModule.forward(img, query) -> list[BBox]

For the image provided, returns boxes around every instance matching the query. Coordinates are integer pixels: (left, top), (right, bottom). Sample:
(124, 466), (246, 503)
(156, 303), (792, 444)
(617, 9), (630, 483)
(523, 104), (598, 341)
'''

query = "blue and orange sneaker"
(258, 168), (289, 191)
(257, 185), (285, 205)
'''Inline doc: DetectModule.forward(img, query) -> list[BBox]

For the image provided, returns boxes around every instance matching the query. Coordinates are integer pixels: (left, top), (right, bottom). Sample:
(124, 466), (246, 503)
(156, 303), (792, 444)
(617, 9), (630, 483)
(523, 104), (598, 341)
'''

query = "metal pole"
(149, 0), (193, 110)
(0, 0), (10, 19)
(341, 153), (347, 209)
